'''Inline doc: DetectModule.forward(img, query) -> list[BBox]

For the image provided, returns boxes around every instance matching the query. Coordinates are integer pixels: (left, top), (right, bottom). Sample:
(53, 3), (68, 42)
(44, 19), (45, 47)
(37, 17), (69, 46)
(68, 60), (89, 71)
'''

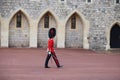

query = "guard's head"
(48, 28), (56, 39)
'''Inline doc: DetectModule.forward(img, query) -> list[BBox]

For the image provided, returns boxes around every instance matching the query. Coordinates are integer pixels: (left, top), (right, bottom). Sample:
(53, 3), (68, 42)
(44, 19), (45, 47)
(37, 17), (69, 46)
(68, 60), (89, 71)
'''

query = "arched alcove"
(65, 10), (89, 49)
(110, 23), (120, 48)
(65, 12), (83, 48)
(37, 10), (58, 48)
(9, 10), (30, 47)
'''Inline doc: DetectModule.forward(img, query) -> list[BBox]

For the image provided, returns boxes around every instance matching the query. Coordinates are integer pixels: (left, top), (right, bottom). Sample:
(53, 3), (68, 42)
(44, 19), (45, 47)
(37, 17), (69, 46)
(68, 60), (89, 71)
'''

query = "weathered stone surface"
(0, 0), (120, 50)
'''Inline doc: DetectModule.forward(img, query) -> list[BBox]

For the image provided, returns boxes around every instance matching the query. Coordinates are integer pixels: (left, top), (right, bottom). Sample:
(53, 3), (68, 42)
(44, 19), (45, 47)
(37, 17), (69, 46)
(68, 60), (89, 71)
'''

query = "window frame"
(59, 0), (66, 4)
(16, 12), (22, 28)
(86, 0), (92, 3)
(71, 15), (76, 29)
(44, 13), (49, 28)
(87, 0), (91, 3)
(116, 0), (120, 4)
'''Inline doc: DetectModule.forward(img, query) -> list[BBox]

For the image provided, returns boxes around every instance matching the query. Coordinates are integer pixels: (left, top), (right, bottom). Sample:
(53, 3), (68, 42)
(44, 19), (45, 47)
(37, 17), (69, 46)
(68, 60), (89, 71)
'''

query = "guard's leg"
(51, 52), (61, 67)
(45, 54), (51, 68)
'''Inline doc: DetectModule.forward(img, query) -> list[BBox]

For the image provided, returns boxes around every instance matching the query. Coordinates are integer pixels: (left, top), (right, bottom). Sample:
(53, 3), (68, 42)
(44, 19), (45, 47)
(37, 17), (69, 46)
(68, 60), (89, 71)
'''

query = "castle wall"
(0, 20), (1, 47)
(0, 0), (120, 50)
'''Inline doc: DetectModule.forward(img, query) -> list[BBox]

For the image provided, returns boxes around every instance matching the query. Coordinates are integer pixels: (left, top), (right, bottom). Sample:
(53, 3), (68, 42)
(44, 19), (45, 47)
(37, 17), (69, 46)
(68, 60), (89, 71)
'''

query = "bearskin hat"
(48, 28), (56, 38)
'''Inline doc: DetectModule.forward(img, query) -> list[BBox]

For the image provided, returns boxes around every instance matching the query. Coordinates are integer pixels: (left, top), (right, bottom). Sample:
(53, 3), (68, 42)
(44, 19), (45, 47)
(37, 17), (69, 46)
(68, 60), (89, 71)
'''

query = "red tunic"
(48, 38), (54, 53)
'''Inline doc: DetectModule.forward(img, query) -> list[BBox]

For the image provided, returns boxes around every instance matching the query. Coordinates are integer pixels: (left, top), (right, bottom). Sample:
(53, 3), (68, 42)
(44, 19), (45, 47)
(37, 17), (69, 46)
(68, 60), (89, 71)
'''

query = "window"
(71, 15), (76, 29)
(44, 13), (49, 28)
(86, 0), (91, 3)
(87, 0), (91, 2)
(116, 0), (120, 4)
(30, 0), (40, 1)
(59, 0), (66, 3)
(16, 12), (22, 28)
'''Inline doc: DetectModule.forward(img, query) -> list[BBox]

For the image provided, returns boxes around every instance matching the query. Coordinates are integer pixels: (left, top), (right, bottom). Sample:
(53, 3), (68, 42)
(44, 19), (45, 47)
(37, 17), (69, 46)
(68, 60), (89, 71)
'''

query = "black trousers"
(45, 52), (60, 67)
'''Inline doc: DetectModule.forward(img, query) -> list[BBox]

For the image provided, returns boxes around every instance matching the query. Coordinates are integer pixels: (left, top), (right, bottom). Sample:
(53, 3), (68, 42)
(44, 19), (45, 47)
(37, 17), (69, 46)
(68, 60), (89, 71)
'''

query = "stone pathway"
(0, 48), (120, 80)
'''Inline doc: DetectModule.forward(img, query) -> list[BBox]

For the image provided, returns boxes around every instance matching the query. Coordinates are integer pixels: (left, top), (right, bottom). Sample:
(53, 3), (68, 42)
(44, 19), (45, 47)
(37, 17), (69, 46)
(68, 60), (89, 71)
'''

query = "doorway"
(110, 24), (120, 48)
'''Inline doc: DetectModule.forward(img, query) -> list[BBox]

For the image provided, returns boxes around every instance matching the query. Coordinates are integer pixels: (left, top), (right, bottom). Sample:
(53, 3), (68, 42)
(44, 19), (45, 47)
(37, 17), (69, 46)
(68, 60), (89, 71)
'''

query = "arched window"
(16, 11), (22, 28)
(87, 0), (91, 3)
(116, 0), (120, 4)
(71, 14), (76, 29)
(59, 0), (66, 3)
(44, 13), (49, 28)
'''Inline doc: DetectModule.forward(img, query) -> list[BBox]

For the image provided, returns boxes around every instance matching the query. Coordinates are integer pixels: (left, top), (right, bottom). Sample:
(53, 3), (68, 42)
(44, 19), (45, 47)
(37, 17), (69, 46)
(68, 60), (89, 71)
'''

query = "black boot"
(57, 65), (63, 68)
(45, 54), (51, 68)
(45, 66), (50, 68)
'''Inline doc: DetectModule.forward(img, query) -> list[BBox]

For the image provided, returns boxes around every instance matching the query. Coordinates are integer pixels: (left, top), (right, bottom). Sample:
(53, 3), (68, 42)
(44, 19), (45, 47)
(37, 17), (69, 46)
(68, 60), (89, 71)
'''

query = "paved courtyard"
(0, 48), (120, 80)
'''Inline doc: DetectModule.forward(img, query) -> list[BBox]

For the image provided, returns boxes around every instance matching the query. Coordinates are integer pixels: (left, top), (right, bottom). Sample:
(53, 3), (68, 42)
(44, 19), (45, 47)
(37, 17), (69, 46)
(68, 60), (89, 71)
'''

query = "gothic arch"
(106, 22), (120, 50)
(37, 8), (59, 26)
(110, 22), (120, 33)
(65, 10), (90, 49)
(8, 8), (30, 26)
(65, 10), (86, 26)
(37, 9), (59, 48)
(9, 9), (30, 47)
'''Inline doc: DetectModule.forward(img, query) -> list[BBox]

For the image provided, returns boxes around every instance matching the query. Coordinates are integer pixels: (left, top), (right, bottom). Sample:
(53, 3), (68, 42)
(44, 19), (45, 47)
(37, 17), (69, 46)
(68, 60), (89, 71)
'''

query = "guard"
(44, 28), (62, 68)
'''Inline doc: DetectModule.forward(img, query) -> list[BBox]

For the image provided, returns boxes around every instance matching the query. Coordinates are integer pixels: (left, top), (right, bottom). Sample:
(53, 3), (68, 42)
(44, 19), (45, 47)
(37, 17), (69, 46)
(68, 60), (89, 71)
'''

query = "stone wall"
(0, 0), (120, 50)
(114, 5), (120, 21)
(0, 20), (1, 47)
(0, 2), (2, 47)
